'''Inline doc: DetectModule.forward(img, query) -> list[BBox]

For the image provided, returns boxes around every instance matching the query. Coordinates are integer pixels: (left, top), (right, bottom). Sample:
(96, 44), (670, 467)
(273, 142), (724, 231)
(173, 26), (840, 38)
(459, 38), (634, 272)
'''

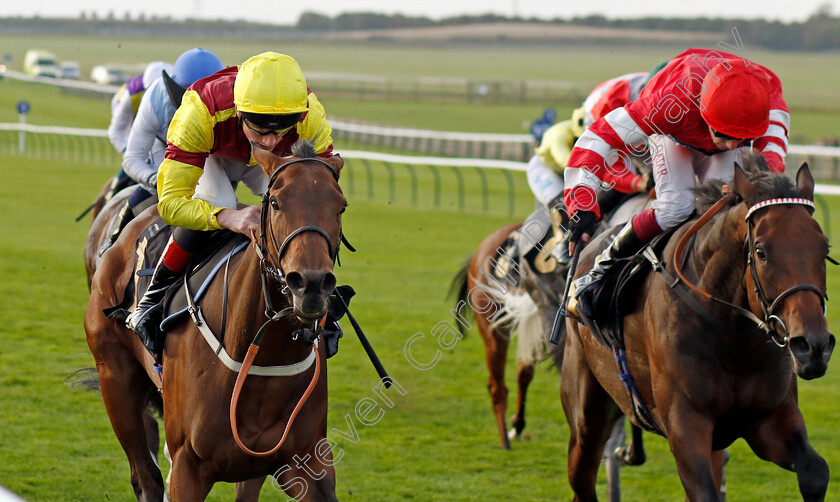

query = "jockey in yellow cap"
(126, 52), (340, 359)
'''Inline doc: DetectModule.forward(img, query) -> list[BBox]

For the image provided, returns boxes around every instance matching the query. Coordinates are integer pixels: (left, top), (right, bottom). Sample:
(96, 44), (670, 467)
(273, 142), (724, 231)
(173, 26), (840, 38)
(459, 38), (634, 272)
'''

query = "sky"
(4, 0), (839, 26)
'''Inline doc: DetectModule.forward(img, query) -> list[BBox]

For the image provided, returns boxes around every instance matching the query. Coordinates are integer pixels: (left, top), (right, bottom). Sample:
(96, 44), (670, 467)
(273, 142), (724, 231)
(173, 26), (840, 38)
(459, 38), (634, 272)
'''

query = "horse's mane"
(694, 151), (800, 212)
(291, 140), (317, 159)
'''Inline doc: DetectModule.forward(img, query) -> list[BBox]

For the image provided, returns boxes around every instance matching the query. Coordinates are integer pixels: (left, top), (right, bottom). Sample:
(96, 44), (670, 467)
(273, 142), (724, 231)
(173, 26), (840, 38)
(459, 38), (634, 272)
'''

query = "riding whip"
(550, 241), (582, 345)
(75, 195), (105, 222)
(333, 288), (392, 388)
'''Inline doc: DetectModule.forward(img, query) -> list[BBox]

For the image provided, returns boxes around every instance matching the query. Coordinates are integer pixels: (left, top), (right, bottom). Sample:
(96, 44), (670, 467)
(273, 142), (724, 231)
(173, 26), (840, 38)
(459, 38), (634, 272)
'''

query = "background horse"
(83, 186), (133, 288)
(450, 222), (556, 450)
(562, 156), (834, 501)
(85, 141), (345, 501)
(451, 193), (653, 452)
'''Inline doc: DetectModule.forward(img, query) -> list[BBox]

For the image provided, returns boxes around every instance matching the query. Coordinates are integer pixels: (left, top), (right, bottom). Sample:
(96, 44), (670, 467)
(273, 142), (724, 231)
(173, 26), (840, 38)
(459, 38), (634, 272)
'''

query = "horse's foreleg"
(744, 405), (828, 502)
(509, 361), (534, 440)
(480, 320), (511, 449)
(143, 412), (160, 463)
(711, 449), (727, 501)
(98, 359), (165, 501)
(604, 418), (626, 502)
(168, 445), (213, 502)
(234, 477), (266, 502)
(667, 417), (719, 502)
(561, 323), (621, 502)
(270, 462), (338, 502)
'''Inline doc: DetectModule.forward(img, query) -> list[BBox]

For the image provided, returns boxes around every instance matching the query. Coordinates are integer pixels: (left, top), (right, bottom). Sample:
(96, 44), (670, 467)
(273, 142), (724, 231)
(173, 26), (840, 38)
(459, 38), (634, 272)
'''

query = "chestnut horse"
(84, 186), (133, 288)
(85, 141), (345, 501)
(562, 157), (834, 501)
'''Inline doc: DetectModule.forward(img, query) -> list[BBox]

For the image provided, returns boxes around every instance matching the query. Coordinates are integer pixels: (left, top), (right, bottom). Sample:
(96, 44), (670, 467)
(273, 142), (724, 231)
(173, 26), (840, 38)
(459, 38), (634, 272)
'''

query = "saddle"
(106, 218), (353, 359)
(583, 223), (684, 349)
(104, 218), (249, 331)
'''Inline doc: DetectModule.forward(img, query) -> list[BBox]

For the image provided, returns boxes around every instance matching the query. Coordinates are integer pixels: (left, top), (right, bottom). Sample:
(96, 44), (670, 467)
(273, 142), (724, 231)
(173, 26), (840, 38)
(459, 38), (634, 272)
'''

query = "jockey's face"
(239, 113), (291, 151)
(709, 126), (754, 151)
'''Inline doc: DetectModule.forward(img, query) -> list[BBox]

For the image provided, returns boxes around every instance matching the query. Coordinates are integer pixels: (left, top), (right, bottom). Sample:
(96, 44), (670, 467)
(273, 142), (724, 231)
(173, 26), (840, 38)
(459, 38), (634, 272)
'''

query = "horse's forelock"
(291, 140), (317, 159)
(694, 151), (799, 213)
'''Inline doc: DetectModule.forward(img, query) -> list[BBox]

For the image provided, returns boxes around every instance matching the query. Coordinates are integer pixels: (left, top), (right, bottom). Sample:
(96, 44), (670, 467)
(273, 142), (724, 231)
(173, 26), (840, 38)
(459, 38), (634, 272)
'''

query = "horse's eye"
(270, 199), (280, 211)
(755, 246), (767, 260)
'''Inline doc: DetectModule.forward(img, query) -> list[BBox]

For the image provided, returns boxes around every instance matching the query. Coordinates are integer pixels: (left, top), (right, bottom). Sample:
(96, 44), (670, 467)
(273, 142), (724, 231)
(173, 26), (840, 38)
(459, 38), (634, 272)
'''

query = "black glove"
(644, 171), (656, 192)
(323, 285), (355, 359)
(567, 210), (597, 247)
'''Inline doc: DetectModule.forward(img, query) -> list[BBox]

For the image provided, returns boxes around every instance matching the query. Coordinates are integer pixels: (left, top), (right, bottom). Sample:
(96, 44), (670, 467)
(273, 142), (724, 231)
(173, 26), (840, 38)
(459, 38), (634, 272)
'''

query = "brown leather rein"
(670, 192), (825, 347)
(229, 157), (341, 457)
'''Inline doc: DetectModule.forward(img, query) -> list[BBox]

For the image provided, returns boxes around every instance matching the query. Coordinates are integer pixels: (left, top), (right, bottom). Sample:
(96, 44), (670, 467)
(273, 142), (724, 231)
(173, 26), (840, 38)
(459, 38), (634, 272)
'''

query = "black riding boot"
(125, 259), (181, 357)
(567, 221), (645, 318)
(99, 202), (134, 256)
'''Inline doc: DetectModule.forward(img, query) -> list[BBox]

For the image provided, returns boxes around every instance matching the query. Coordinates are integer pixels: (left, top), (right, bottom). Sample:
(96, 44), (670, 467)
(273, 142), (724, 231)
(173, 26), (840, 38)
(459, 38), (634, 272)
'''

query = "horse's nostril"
(323, 272), (336, 295)
(788, 337), (811, 359)
(286, 272), (304, 293)
(825, 334), (836, 360)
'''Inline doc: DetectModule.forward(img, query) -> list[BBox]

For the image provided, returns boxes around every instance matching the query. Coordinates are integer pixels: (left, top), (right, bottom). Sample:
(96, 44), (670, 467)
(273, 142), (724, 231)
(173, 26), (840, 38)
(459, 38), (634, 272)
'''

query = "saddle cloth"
(517, 206), (566, 276)
(104, 218), (249, 332)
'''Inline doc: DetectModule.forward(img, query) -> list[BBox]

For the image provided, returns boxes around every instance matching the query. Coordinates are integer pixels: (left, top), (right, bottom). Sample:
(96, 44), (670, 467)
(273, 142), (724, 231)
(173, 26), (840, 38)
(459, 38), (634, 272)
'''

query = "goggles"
(243, 118), (294, 137)
(711, 128), (755, 143)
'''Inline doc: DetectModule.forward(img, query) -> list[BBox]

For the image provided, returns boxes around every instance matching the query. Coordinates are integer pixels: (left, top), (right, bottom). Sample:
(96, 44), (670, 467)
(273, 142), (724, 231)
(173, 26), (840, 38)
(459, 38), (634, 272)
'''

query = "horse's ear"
(732, 161), (760, 204)
(796, 162), (815, 201)
(251, 143), (283, 176)
(326, 154), (344, 178)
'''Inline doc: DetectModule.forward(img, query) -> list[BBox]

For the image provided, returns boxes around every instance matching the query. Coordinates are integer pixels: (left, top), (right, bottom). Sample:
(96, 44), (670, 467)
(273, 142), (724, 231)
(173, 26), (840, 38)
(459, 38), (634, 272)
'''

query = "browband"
(745, 197), (815, 221)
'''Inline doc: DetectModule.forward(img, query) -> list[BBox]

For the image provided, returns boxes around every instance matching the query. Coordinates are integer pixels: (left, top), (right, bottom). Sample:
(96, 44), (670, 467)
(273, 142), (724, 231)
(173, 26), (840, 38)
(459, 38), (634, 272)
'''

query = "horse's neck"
(691, 210), (748, 305)
(223, 249), (299, 359)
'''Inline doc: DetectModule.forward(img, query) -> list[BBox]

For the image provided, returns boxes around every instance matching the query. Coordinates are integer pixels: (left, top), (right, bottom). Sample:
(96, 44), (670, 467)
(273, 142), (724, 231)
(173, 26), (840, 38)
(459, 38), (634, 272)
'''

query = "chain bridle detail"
(744, 197), (826, 347)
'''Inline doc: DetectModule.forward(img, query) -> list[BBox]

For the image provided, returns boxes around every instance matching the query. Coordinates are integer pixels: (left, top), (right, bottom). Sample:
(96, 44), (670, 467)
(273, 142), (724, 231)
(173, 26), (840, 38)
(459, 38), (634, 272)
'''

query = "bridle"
(672, 193), (827, 347)
(252, 157), (347, 321)
(230, 156), (348, 458)
(743, 197), (826, 346)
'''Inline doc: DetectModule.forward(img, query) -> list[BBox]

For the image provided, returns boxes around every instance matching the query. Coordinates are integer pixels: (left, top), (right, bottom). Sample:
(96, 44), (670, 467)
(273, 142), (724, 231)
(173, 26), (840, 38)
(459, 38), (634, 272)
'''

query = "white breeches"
(526, 155), (564, 206)
(649, 134), (747, 230)
(192, 156), (269, 209)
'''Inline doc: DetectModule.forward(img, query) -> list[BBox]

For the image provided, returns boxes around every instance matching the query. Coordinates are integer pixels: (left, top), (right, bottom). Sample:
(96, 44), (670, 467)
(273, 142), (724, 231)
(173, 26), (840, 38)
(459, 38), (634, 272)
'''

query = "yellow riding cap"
(233, 52), (309, 115)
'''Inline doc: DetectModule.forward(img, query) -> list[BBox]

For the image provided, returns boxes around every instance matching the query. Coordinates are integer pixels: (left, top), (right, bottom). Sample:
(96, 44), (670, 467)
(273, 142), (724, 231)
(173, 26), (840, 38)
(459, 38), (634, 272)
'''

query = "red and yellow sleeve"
(157, 90), (224, 231)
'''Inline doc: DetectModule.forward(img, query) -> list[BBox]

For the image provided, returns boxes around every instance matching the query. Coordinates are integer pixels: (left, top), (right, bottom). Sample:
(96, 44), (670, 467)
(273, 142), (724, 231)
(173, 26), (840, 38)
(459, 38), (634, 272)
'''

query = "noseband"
(672, 194), (827, 347)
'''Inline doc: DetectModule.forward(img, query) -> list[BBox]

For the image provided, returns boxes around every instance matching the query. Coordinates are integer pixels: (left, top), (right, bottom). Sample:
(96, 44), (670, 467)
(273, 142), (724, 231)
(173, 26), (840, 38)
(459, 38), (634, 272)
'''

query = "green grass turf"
(0, 142), (839, 500)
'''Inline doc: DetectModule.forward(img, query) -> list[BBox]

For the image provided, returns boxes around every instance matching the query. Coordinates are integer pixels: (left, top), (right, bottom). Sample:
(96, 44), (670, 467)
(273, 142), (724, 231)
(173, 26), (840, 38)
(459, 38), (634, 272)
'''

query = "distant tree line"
(2, 7), (838, 51)
(297, 9), (840, 51)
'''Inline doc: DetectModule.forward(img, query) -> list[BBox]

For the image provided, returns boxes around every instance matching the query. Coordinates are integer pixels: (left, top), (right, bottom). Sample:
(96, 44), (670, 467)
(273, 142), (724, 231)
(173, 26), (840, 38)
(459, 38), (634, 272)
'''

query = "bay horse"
(85, 140), (345, 501)
(562, 155), (834, 501)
